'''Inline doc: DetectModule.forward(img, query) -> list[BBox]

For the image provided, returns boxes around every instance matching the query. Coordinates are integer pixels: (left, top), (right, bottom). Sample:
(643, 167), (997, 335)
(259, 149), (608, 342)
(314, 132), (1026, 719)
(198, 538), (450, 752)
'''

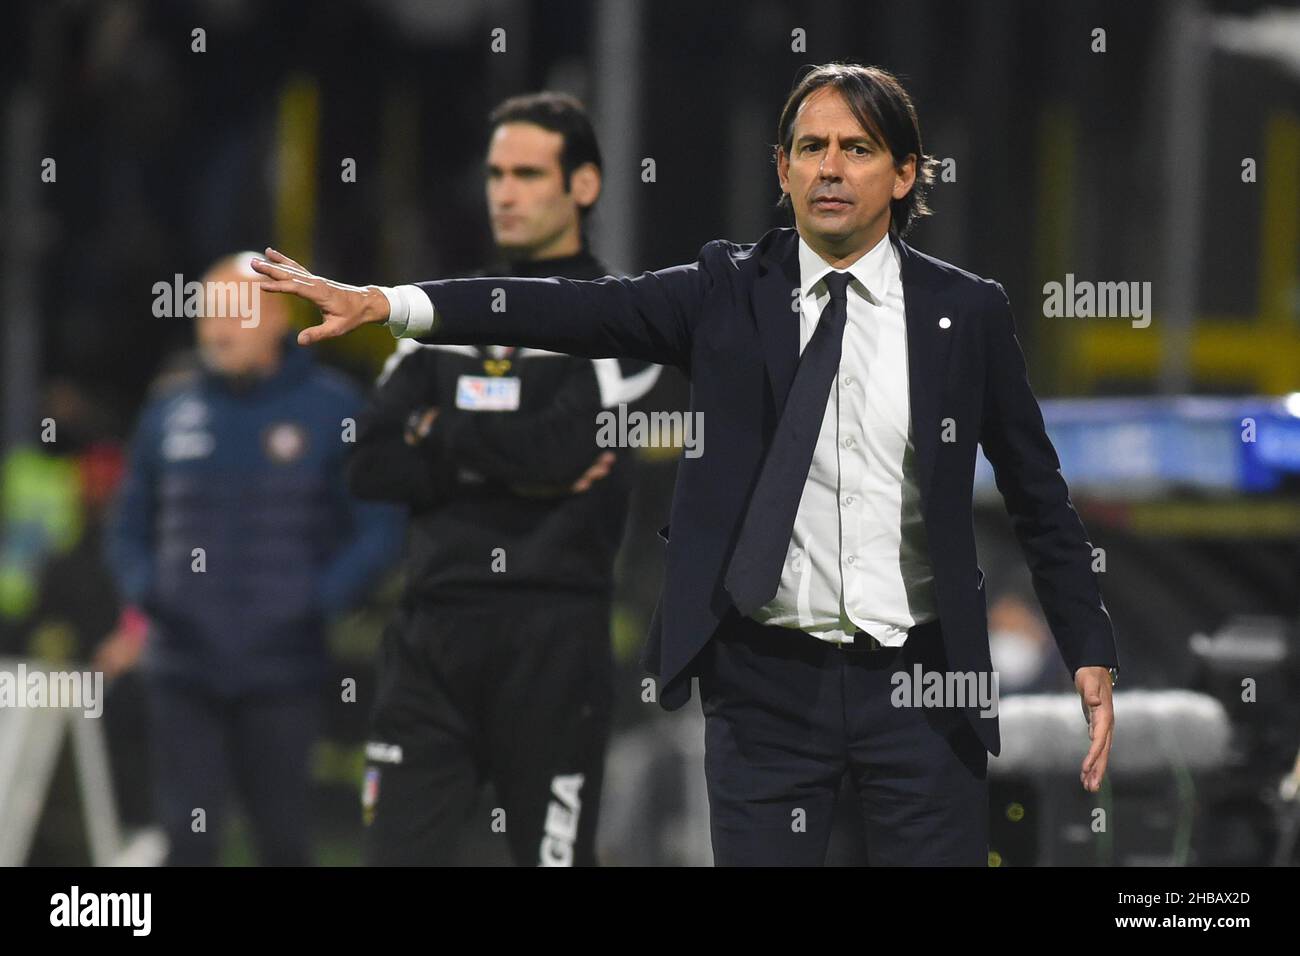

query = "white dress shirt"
(381, 284), (437, 339)
(751, 231), (938, 646)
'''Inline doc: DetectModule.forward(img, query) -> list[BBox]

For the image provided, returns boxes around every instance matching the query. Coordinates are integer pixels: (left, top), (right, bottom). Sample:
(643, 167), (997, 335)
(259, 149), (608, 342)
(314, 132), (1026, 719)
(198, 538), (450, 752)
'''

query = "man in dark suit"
(252, 62), (1120, 866)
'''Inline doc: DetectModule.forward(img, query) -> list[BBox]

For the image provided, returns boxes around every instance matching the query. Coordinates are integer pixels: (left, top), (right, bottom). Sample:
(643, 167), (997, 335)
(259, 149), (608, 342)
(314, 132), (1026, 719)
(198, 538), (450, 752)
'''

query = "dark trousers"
(362, 592), (613, 866)
(147, 678), (320, 866)
(698, 612), (989, 866)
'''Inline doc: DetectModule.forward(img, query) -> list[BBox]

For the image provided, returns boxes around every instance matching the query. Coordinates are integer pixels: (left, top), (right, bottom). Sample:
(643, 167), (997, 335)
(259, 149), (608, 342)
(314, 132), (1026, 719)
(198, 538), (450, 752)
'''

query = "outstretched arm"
(250, 246), (714, 370)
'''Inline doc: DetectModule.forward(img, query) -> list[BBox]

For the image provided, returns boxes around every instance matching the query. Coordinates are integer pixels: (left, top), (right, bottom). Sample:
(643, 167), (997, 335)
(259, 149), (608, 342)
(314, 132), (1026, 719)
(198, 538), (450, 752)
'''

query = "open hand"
(250, 247), (389, 345)
(1075, 665), (1115, 792)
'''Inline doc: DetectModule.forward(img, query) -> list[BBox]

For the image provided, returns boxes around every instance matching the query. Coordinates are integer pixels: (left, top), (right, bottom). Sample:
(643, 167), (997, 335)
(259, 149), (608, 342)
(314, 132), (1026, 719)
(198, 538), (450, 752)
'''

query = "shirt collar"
(797, 229), (897, 306)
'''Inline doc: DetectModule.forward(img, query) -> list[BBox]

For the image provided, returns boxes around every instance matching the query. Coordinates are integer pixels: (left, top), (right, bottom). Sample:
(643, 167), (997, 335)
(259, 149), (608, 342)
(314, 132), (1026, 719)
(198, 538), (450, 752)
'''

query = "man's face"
(485, 122), (595, 257)
(195, 264), (288, 376)
(777, 86), (915, 258)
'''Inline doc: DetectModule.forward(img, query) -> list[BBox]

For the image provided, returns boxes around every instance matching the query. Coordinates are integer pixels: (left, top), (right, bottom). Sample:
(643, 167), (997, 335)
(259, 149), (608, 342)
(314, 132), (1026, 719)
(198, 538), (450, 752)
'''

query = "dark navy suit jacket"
(409, 226), (1121, 756)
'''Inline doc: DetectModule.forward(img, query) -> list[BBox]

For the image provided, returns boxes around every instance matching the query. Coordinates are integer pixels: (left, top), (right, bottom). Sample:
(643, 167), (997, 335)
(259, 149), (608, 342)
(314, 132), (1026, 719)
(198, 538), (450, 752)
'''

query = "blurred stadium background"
(2, 0), (1299, 866)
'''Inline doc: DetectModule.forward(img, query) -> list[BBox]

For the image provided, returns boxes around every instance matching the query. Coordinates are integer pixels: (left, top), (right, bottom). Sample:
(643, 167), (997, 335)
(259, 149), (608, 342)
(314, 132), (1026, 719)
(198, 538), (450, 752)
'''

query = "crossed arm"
(348, 344), (616, 508)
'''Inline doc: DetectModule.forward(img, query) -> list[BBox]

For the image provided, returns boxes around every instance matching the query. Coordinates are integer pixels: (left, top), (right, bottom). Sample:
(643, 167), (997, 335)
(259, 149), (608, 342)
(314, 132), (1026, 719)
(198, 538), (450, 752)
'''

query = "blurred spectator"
(102, 252), (404, 865)
(987, 592), (1071, 695)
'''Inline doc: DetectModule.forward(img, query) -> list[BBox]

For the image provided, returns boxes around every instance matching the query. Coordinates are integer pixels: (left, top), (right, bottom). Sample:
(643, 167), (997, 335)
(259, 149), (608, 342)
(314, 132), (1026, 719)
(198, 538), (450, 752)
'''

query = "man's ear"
(570, 162), (601, 211)
(893, 153), (917, 200)
(776, 146), (790, 196)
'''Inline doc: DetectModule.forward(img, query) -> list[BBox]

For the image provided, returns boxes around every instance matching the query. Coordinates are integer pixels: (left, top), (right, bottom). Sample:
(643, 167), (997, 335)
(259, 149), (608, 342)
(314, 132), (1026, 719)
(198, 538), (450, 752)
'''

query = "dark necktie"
(725, 270), (853, 617)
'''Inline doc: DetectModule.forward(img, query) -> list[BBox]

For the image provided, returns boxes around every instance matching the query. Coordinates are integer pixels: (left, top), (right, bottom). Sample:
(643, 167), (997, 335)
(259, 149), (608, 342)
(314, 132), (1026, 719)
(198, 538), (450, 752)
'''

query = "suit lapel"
(894, 234), (956, 511)
(753, 228), (956, 513)
(752, 232), (802, 417)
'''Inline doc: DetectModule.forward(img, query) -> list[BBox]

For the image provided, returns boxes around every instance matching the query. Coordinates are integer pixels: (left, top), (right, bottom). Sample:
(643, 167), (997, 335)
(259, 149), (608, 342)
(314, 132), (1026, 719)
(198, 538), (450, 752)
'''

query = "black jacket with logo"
(347, 248), (660, 601)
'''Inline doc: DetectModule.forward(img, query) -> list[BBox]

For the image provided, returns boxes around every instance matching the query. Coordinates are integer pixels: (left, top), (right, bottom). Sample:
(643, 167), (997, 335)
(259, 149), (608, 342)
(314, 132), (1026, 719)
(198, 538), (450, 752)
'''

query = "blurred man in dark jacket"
(105, 252), (404, 865)
(349, 93), (659, 865)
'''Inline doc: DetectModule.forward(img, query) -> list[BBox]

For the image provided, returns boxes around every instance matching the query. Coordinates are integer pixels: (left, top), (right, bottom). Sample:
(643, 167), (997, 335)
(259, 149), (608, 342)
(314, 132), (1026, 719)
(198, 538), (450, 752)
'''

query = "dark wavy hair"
(488, 91), (603, 221)
(774, 63), (938, 237)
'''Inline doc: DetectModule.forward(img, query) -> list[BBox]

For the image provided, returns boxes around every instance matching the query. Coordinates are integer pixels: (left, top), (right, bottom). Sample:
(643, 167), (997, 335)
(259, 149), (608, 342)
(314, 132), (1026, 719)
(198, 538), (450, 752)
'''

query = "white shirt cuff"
(380, 285), (436, 338)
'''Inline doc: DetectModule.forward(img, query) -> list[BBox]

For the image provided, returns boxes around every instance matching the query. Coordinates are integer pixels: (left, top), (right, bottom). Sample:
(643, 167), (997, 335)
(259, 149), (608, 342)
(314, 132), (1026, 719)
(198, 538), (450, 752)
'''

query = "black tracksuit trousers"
(362, 589), (613, 866)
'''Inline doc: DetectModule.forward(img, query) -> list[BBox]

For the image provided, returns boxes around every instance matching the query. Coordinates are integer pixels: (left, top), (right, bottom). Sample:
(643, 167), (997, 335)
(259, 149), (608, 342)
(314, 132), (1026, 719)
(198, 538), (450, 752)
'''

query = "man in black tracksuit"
(348, 93), (659, 865)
